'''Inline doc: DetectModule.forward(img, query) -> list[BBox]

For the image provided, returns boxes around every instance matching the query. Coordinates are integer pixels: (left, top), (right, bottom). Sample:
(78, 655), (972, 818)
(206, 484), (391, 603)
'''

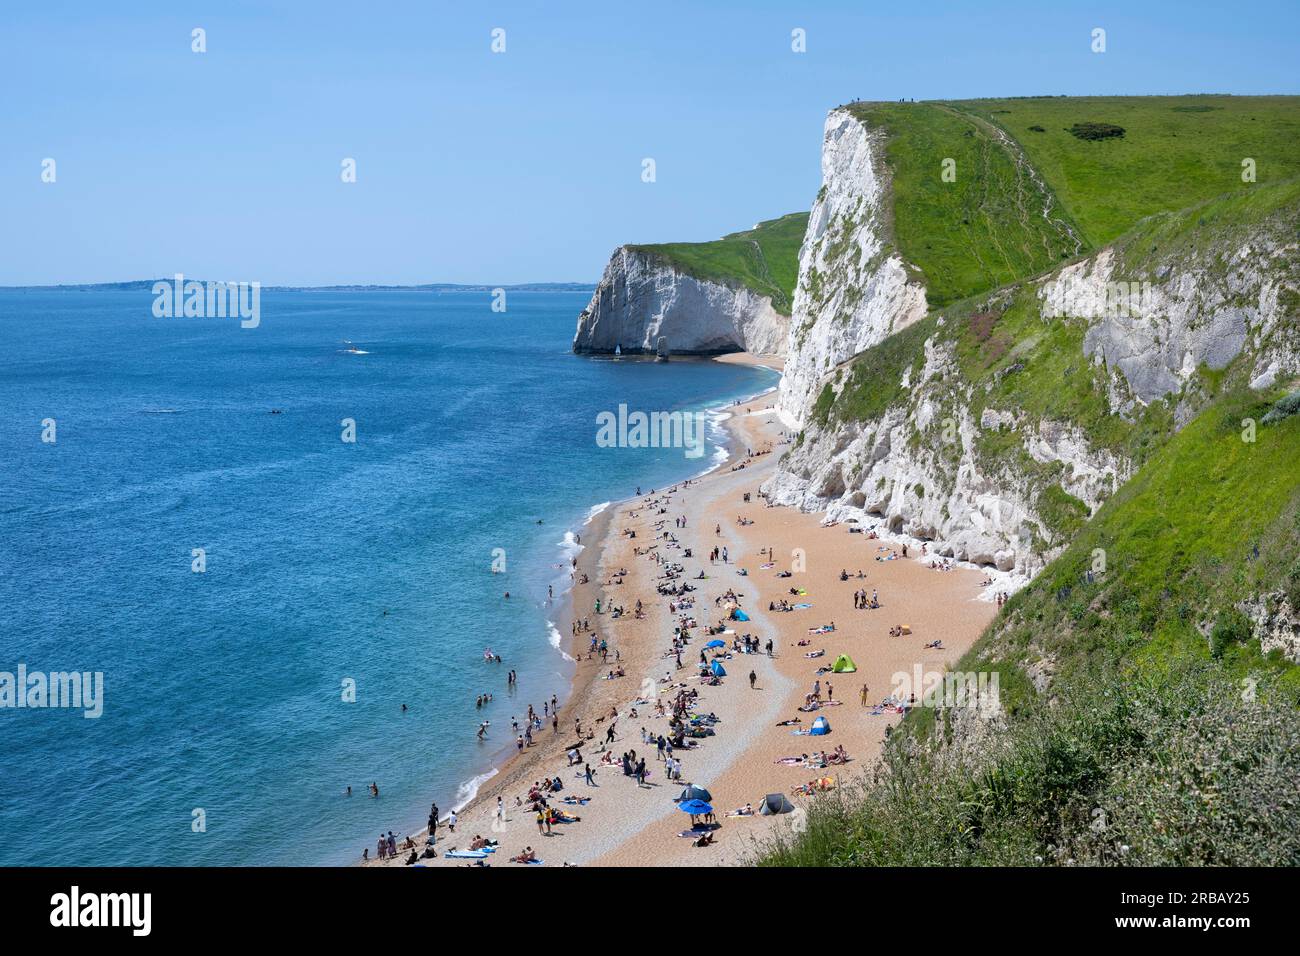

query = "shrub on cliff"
(756, 666), (1300, 866)
(1066, 122), (1126, 141)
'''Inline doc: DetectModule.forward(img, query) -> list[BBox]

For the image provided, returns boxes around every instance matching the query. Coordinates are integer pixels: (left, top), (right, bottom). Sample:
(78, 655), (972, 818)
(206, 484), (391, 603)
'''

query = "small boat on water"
(339, 340), (369, 355)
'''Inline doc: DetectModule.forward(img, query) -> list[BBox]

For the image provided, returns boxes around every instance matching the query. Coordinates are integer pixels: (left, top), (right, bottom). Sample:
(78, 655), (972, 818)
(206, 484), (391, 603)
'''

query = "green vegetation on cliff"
(761, 390), (1300, 866)
(844, 95), (1300, 310)
(847, 102), (1080, 307)
(949, 95), (1300, 248)
(627, 212), (809, 316)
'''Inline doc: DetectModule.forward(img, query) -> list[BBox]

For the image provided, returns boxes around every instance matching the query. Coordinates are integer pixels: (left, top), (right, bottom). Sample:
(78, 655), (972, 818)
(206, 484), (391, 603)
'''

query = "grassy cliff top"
(626, 212), (809, 316)
(947, 95), (1300, 247)
(845, 95), (1300, 308)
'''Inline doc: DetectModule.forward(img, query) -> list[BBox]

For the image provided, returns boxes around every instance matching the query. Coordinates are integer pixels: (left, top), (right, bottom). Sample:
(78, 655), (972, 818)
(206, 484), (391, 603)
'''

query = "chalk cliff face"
(765, 330), (1132, 583)
(572, 248), (789, 355)
(1041, 237), (1300, 406)
(765, 110), (1299, 583)
(778, 109), (927, 426)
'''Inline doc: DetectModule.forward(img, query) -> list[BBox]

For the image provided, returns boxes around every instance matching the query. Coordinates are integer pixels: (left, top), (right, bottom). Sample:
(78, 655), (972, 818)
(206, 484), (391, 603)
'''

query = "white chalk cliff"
(764, 109), (1299, 582)
(778, 109), (928, 426)
(572, 247), (789, 355)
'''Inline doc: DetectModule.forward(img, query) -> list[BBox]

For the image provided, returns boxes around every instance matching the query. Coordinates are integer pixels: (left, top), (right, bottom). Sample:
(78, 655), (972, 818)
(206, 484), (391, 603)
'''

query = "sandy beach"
(367, 352), (997, 868)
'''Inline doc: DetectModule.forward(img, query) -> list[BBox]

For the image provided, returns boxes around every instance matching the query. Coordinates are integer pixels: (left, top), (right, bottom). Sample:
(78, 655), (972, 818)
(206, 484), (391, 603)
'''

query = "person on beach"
(585, 763), (596, 786)
(749, 669), (757, 689)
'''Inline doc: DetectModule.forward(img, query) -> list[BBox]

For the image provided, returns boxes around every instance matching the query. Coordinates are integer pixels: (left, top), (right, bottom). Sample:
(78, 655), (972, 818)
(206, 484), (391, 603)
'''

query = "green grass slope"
(626, 212), (809, 316)
(847, 102), (1081, 307)
(844, 95), (1300, 309)
(760, 389), (1300, 866)
(949, 95), (1300, 248)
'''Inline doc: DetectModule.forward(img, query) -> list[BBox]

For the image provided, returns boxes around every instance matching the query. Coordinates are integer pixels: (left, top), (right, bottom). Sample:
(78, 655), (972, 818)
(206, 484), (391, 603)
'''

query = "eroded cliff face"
(766, 330), (1131, 583)
(766, 109), (1298, 583)
(1042, 236), (1300, 407)
(572, 248), (789, 355)
(777, 109), (927, 426)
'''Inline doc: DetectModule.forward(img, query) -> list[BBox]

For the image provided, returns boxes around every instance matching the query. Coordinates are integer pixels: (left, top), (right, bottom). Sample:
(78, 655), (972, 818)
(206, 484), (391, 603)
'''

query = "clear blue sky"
(2, 0), (1295, 285)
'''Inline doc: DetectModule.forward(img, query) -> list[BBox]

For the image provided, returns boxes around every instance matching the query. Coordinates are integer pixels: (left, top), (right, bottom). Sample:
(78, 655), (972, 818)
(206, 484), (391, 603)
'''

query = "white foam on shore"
(547, 620), (576, 661)
(584, 501), (611, 524)
(452, 768), (499, 813)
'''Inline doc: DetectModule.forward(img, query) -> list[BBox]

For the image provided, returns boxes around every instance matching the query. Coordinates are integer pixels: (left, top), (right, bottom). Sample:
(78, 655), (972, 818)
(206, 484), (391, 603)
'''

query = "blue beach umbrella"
(704, 639), (726, 649)
(678, 799), (713, 815)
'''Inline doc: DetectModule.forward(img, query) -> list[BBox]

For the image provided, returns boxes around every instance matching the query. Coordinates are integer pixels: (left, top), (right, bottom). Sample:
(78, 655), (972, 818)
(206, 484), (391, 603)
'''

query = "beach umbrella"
(678, 785), (713, 803)
(678, 799), (713, 815)
(704, 639), (726, 649)
(709, 660), (727, 677)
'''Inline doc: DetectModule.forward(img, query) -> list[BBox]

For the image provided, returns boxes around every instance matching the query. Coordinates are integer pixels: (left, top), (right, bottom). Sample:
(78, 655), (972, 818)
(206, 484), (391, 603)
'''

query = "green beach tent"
(831, 654), (857, 673)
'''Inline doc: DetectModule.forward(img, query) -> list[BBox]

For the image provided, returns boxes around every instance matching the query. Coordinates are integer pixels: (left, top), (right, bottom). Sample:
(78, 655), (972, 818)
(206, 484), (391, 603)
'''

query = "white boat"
(338, 340), (369, 355)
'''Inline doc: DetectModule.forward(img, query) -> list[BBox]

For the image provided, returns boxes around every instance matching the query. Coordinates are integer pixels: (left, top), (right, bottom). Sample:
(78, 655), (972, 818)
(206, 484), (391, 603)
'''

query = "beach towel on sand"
(792, 603), (813, 610)
(445, 850), (489, 859)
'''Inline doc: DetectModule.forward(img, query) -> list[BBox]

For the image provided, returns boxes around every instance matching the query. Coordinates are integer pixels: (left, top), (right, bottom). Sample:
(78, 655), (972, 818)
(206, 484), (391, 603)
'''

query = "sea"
(0, 287), (780, 865)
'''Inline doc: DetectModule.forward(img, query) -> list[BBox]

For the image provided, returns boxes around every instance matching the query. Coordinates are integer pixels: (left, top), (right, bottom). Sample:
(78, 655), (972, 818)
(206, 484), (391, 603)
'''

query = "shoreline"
(358, 352), (783, 865)
(365, 351), (997, 868)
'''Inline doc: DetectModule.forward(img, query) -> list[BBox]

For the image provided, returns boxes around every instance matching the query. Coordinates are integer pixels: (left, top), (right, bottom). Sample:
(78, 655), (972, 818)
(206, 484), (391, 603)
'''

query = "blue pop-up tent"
(731, 609), (750, 622)
(810, 715), (831, 735)
(709, 660), (727, 677)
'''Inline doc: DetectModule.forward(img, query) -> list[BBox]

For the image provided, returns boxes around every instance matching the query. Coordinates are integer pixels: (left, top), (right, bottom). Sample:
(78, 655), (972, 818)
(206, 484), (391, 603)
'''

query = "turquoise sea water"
(0, 288), (778, 865)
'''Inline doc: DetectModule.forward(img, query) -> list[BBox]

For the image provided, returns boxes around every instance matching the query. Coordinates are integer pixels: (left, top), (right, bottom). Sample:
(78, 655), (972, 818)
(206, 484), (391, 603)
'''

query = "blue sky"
(2, 0), (1296, 285)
